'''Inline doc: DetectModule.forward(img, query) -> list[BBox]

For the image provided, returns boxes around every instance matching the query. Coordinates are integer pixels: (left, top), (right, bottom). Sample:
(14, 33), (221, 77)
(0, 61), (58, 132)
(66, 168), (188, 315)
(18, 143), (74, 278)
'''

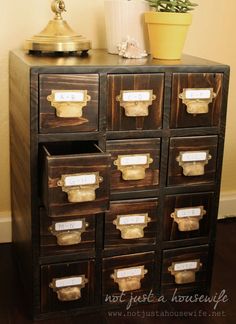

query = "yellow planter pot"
(145, 12), (192, 60)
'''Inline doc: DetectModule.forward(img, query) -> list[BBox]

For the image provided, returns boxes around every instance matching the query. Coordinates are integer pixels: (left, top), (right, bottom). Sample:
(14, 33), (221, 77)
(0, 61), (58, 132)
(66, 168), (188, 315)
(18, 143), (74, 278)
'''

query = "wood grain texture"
(39, 74), (99, 133)
(41, 260), (95, 313)
(106, 139), (160, 193)
(40, 208), (97, 257)
(107, 74), (164, 131)
(9, 52), (33, 308)
(102, 252), (155, 303)
(163, 192), (214, 241)
(170, 73), (223, 128)
(161, 245), (209, 297)
(42, 142), (110, 217)
(104, 198), (158, 249)
(167, 136), (218, 186)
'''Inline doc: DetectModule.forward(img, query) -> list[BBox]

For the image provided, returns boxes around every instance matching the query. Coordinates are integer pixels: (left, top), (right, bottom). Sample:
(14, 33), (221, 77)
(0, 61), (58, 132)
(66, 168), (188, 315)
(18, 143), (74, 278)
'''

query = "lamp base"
(25, 18), (91, 54)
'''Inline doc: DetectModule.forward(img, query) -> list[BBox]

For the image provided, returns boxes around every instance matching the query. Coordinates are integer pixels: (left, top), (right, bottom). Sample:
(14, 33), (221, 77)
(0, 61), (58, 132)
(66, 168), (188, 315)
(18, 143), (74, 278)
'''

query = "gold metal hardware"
(114, 154), (153, 181)
(49, 275), (88, 301)
(57, 172), (103, 203)
(116, 90), (156, 117)
(176, 151), (212, 176)
(168, 259), (202, 284)
(171, 206), (206, 232)
(49, 219), (89, 246)
(25, 1), (91, 54)
(47, 90), (91, 118)
(113, 213), (151, 239)
(179, 88), (216, 115)
(111, 266), (148, 292)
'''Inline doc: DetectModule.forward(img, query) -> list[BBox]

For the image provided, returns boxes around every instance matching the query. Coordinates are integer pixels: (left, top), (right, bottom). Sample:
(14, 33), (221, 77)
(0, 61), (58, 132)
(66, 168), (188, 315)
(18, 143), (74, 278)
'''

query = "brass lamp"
(25, 0), (91, 54)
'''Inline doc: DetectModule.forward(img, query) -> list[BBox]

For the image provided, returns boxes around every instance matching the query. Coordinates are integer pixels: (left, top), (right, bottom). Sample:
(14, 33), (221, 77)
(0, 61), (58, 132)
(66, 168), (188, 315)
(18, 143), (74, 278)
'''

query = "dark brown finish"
(9, 49), (230, 320)
(161, 245), (209, 297)
(40, 208), (97, 257)
(41, 260), (95, 313)
(39, 74), (99, 133)
(1, 220), (235, 323)
(104, 198), (158, 249)
(107, 73), (164, 131)
(167, 136), (218, 186)
(163, 192), (214, 241)
(42, 142), (110, 217)
(102, 252), (155, 303)
(106, 139), (160, 193)
(170, 73), (223, 129)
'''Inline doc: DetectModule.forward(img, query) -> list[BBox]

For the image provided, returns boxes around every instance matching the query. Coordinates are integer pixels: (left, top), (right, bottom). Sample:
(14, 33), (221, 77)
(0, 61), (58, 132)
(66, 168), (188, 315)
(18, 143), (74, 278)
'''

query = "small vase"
(104, 0), (149, 54)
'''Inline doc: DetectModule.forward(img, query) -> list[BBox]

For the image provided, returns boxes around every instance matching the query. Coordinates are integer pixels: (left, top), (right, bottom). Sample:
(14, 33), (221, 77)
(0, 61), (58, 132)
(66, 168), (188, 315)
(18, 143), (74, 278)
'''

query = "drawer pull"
(49, 219), (89, 246)
(49, 275), (88, 302)
(116, 90), (156, 117)
(111, 266), (148, 292)
(168, 260), (202, 284)
(114, 154), (153, 181)
(176, 151), (211, 176)
(179, 88), (216, 115)
(47, 90), (91, 118)
(57, 172), (103, 203)
(113, 213), (151, 239)
(171, 206), (206, 232)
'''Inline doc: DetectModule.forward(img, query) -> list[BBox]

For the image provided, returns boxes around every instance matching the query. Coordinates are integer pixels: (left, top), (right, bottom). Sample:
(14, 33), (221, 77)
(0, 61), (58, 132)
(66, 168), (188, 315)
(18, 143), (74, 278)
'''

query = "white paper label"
(64, 174), (96, 187)
(55, 220), (83, 232)
(54, 91), (85, 102)
(117, 267), (142, 279)
(55, 276), (83, 288)
(119, 214), (146, 225)
(174, 261), (198, 272)
(185, 89), (211, 100)
(181, 151), (207, 162)
(120, 155), (148, 166)
(122, 91), (151, 102)
(176, 208), (202, 218)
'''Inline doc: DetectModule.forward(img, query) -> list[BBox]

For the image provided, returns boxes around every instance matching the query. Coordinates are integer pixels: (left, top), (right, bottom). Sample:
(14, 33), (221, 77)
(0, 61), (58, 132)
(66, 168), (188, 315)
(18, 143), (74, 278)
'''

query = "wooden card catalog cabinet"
(9, 50), (229, 318)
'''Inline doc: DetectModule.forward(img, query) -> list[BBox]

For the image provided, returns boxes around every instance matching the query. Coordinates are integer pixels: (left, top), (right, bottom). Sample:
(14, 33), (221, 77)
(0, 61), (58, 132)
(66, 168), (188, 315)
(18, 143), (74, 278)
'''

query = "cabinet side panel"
(9, 52), (32, 309)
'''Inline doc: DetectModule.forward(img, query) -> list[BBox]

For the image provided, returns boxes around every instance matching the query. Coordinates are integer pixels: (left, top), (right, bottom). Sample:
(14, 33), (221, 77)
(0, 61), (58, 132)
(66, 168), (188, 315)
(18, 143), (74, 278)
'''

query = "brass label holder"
(168, 259), (202, 285)
(49, 275), (88, 301)
(114, 154), (153, 181)
(116, 90), (156, 117)
(171, 206), (206, 232)
(47, 90), (91, 118)
(49, 218), (89, 246)
(176, 150), (212, 176)
(111, 266), (148, 292)
(179, 88), (216, 115)
(113, 213), (151, 239)
(57, 172), (103, 203)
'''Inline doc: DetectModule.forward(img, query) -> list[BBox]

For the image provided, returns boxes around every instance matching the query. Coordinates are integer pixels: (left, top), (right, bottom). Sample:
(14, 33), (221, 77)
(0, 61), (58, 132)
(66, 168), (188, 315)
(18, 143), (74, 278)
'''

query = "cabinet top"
(10, 49), (229, 72)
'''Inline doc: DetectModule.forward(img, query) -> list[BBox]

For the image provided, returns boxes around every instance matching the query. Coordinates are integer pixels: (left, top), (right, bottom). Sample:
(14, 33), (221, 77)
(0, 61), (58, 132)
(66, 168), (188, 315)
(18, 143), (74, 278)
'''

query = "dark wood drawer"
(161, 245), (209, 297)
(39, 74), (99, 133)
(163, 192), (214, 241)
(40, 208), (97, 257)
(102, 252), (155, 304)
(106, 139), (160, 193)
(167, 136), (218, 186)
(41, 260), (95, 313)
(104, 198), (158, 249)
(42, 142), (110, 217)
(170, 73), (223, 128)
(107, 73), (164, 131)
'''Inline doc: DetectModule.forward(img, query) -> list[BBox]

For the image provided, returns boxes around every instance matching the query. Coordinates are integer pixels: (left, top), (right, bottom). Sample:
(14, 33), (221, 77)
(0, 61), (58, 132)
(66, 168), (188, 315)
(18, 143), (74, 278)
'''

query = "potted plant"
(145, 0), (198, 59)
